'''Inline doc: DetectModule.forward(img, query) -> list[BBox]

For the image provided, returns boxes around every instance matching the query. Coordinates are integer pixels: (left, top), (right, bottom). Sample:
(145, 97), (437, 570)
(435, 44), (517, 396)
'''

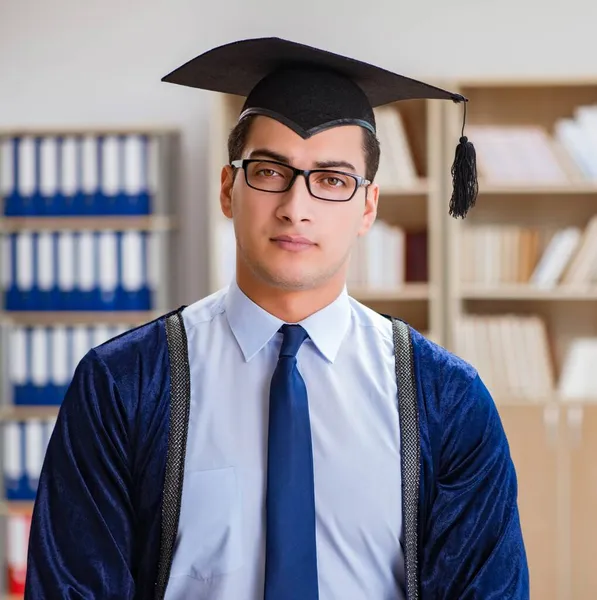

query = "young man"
(25, 38), (529, 599)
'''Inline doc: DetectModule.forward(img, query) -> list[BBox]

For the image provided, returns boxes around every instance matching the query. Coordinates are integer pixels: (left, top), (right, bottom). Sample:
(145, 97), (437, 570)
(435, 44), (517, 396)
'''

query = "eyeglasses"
(230, 159), (370, 202)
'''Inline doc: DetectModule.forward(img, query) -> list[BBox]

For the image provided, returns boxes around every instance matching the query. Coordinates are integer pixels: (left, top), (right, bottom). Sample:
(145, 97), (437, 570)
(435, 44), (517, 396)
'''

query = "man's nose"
(275, 174), (314, 222)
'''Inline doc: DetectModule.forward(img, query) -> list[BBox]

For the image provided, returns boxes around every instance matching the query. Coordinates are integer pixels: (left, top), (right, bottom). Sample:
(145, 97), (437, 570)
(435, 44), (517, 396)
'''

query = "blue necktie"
(264, 324), (319, 600)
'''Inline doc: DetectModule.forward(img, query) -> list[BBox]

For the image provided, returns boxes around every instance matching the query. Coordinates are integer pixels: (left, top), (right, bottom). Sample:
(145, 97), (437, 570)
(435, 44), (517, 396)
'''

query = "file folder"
(98, 230), (118, 310)
(24, 419), (44, 498)
(7, 514), (30, 594)
(36, 231), (56, 309)
(57, 230), (76, 310)
(50, 326), (70, 405)
(3, 422), (22, 500)
(1, 136), (14, 215)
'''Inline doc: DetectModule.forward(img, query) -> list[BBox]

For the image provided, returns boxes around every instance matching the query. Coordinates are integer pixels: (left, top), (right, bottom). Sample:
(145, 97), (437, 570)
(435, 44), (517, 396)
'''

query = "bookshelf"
(0, 127), (179, 597)
(4, 79), (597, 598)
(207, 93), (446, 343)
(206, 85), (597, 597)
(445, 79), (597, 600)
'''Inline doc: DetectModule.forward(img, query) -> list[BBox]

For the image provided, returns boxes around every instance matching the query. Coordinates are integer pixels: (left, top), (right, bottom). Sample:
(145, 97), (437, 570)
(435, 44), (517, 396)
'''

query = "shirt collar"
(225, 278), (351, 364)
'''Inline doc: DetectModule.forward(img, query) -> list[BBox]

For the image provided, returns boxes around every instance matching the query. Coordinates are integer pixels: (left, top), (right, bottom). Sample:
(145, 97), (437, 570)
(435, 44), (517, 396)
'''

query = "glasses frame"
(230, 158), (371, 202)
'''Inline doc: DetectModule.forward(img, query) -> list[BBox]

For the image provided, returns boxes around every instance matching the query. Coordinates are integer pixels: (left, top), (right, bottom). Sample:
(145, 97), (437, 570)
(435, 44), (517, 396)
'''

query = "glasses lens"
(244, 160), (358, 201)
(308, 171), (357, 201)
(246, 161), (294, 192)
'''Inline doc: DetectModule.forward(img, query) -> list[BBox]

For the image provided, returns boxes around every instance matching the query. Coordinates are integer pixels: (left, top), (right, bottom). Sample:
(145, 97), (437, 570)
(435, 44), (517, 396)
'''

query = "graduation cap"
(162, 37), (477, 218)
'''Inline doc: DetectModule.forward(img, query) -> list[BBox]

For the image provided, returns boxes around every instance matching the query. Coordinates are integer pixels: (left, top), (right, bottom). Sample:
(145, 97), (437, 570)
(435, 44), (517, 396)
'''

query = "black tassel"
(449, 99), (478, 218)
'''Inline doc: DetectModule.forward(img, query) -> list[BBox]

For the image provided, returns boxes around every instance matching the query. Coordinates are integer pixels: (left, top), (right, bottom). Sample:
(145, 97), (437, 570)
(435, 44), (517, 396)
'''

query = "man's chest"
(185, 348), (404, 537)
(165, 323), (406, 599)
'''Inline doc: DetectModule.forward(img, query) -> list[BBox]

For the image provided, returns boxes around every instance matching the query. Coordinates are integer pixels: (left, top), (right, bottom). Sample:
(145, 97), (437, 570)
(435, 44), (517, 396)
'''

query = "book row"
(2, 230), (162, 311)
(0, 134), (162, 215)
(348, 222), (428, 288)
(453, 314), (597, 400)
(372, 106), (419, 189)
(469, 103), (597, 185)
(8, 324), (132, 405)
(460, 215), (597, 287)
(3, 419), (55, 501)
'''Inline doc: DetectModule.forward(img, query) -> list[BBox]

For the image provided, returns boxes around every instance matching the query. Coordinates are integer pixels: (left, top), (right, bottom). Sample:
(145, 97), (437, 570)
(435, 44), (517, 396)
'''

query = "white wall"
(1, 0), (597, 303)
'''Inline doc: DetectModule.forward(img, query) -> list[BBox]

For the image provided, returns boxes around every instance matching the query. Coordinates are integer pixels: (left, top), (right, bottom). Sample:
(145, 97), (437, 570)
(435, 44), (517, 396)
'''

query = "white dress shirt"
(165, 279), (406, 600)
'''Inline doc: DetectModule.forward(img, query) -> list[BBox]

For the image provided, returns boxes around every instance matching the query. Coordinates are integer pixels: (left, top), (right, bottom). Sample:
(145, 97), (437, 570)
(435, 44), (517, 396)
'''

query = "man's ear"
(357, 183), (379, 236)
(220, 165), (235, 218)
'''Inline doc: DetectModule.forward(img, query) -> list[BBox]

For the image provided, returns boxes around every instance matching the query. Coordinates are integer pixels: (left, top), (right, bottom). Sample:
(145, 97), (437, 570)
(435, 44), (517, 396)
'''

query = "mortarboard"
(162, 37), (477, 218)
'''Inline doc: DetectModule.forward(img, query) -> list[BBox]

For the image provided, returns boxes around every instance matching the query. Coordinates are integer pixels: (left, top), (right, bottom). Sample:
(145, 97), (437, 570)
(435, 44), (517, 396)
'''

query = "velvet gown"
(24, 308), (529, 599)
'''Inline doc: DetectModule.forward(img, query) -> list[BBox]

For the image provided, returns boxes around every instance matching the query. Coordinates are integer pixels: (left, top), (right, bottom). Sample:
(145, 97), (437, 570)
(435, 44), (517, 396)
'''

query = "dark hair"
(227, 115), (381, 183)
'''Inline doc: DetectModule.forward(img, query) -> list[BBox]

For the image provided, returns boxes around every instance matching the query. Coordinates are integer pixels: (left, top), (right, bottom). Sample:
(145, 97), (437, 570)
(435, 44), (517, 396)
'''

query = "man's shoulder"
(61, 310), (179, 421)
(91, 288), (227, 365)
(89, 309), (175, 377)
(416, 333), (480, 415)
(347, 295), (394, 343)
(409, 326), (477, 382)
(348, 294), (478, 389)
(179, 287), (228, 334)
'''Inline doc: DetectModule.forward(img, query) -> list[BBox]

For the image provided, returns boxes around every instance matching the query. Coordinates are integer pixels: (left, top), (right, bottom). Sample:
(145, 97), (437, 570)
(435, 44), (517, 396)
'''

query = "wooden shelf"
(454, 77), (597, 88)
(460, 284), (597, 300)
(445, 80), (597, 600)
(0, 215), (175, 232)
(349, 284), (431, 302)
(1, 125), (179, 136)
(479, 182), (597, 195)
(376, 191), (429, 229)
(3, 311), (161, 326)
(0, 501), (34, 516)
(379, 179), (430, 196)
(494, 396), (597, 407)
(0, 405), (60, 421)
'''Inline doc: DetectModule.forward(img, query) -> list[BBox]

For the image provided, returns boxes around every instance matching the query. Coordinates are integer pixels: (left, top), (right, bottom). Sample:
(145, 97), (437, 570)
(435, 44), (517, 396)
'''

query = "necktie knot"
(278, 324), (308, 359)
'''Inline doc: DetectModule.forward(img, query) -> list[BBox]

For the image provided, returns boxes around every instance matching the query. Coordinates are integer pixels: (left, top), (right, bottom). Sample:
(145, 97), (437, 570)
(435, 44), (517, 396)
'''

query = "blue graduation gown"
(24, 310), (529, 599)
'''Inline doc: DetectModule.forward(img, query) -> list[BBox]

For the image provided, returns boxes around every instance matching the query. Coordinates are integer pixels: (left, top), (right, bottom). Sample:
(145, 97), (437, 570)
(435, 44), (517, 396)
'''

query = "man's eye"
(315, 174), (347, 187)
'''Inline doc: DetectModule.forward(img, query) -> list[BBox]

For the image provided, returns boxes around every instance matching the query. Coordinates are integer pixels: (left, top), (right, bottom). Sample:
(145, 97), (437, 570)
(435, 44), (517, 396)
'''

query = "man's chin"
(267, 274), (316, 291)
(257, 265), (320, 291)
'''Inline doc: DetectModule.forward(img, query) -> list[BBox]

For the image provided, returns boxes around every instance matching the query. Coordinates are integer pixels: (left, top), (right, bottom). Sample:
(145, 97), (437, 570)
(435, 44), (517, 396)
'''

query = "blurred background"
(2, 0), (597, 598)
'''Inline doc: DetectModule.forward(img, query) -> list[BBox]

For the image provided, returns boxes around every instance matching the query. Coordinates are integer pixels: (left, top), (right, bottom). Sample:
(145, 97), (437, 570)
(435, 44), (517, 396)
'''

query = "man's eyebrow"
(313, 159), (356, 172)
(248, 149), (357, 173)
(248, 148), (290, 163)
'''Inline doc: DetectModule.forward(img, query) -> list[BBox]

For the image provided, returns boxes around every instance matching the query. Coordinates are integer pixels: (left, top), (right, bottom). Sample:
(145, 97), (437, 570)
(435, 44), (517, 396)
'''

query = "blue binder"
(5, 137), (36, 216)
(3, 422), (26, 501)
(6, 233), (20, 310)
